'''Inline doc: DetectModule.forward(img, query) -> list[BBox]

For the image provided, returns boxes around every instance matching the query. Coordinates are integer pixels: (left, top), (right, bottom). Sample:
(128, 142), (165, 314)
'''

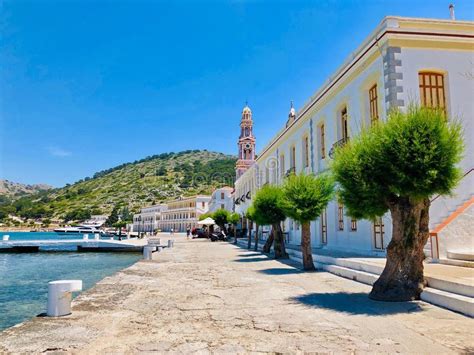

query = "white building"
(208, 186), (234, 213)
(84, 215), (108, 227)
(235, 16), (474, 258)
(157, 195), (211, 232)
(132, 204), (167, 233)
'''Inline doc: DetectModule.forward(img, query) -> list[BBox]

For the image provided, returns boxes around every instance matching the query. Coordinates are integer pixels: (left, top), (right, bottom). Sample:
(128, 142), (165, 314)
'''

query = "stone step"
(420, 287), (474, 317)
(439, 258), (474, 268)
(315, 262), (379, 286)
(425, 275), (474, 298)
(447, 250), (474, 262)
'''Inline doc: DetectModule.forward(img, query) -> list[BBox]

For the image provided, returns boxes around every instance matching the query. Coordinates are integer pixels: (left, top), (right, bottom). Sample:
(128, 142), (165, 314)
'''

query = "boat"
(53, 225), (104, 235)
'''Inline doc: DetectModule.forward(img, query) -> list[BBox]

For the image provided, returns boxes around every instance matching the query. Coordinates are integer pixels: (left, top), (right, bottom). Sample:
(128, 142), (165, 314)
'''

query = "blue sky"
(1, 0), (473, 187)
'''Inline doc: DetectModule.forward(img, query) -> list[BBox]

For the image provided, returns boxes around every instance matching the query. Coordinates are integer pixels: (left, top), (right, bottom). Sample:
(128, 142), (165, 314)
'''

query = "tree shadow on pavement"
(258, 268), (303, 275)
(238, 253), (263, 257)
(234, 257), (273, 263)
(290, 292), (424, 316)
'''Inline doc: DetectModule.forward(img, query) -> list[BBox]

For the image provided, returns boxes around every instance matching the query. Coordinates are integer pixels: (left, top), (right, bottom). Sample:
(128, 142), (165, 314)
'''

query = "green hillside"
(0, 150), (236, 224)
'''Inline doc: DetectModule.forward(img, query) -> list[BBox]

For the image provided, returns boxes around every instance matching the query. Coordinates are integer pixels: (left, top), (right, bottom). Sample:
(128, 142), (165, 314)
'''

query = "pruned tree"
(252, 185), (288, 259)
(212, 209), (230, 233)
(333, 106), (463, 301)
(282, 173), (334, 270)
(245, 206), (255, 249)
(228, 212), (240, 242)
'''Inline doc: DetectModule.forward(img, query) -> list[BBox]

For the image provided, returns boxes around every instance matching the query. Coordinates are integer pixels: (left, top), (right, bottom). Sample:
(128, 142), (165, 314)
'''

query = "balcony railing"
(328, 137), (349, 159)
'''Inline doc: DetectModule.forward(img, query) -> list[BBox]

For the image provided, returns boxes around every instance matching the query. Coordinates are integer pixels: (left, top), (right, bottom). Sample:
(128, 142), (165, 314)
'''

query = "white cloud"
(47, 146), (72, 157)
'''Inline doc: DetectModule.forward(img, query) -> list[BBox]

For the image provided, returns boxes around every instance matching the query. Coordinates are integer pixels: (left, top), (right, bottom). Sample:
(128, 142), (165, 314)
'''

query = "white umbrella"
(198, 217), (215, 226)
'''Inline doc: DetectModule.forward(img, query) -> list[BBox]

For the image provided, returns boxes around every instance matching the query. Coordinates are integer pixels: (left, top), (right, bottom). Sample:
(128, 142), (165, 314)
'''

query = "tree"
(282, 173), (334, 270)
(228, 212), (240, 242)
(333, 106), (463, 301)
(120, 206), (132, 222)
(212, 209), (230, 233)
(252, 185), (288, 259)
(106, 207), (119, 227)
(113, 220), (127, 238)
(245, 208), (253, 249)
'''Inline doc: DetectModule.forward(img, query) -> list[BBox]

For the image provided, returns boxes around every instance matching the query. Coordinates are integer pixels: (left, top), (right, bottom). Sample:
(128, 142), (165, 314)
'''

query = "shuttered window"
(419, 72), (446, 113)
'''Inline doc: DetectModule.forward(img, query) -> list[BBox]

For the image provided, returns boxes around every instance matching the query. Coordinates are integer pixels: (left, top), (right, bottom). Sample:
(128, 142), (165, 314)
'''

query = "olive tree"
(333, 106), (463, 301)
(252, 185), (288, 259)
(282, 173), (334, 270)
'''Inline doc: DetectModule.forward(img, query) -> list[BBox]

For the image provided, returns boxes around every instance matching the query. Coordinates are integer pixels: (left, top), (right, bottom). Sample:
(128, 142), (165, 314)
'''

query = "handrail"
(328, 137), (349, 159)
(431, 167), (473, 203)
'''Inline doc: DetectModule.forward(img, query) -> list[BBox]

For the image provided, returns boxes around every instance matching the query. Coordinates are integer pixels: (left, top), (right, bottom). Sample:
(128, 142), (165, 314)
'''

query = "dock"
(0, 239), (147, 253)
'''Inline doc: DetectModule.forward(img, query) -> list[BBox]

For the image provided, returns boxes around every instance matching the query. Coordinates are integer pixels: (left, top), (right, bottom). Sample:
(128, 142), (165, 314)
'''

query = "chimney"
(449, 4), (455, 20)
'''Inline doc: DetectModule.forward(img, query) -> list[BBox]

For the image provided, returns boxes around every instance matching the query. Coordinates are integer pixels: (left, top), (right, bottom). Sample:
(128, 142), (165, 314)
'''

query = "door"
(373, 217), (385, 250)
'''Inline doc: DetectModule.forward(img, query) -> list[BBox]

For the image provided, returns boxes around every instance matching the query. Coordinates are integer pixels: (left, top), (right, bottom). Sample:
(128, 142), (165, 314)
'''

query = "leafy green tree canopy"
(212, 209), (230, 228)
(282, 173), (335, 223)
(252, 185), (286, 225)
(228, 212), (240, 225)
(333, 106), (463, 219)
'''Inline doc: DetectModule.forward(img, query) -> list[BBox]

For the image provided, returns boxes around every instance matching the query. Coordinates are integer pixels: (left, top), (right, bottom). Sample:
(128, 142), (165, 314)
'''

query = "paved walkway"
(1, 237), (473, 353)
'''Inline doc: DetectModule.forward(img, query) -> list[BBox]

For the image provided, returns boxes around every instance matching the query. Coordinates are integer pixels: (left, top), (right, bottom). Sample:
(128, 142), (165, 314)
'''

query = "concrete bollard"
(83, 234), (89, 241)
(47, 280), (82, 317)
(143, 246), (155, 260)
(167, 239), (173, 248)
(94, 233), (100, 240)
(110, 237), (114, 241)
(2, 235), (9, 241)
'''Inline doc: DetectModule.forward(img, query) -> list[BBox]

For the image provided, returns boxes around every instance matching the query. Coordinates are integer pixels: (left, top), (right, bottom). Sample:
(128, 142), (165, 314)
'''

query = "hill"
(0, 180), (52, 199)
(0, 150), (236, 224)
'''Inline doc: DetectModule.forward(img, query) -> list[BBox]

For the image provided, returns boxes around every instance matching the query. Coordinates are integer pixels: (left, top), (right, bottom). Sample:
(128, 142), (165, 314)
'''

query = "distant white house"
(157, 195), (211, 232)
(208, 186), (234, 213)
(132, 204), (167, 233)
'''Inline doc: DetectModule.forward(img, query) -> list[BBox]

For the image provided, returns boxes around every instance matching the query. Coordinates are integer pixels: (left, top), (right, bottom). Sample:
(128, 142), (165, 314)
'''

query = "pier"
(0, 239), (146, 253)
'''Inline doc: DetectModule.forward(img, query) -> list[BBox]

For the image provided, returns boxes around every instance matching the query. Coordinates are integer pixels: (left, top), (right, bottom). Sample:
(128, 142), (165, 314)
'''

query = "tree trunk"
(262, 229), (274, 253)
(369, 197), (430, 301)
(273, 223), (289, 259)
(247, 220), (253, 249)
(254, 224), (259, 251)
(301, 222), (315, 270)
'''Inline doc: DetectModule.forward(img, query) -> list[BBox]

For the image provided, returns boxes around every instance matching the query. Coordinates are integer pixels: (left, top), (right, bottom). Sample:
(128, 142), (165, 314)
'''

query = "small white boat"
(54, 225), (104, 235)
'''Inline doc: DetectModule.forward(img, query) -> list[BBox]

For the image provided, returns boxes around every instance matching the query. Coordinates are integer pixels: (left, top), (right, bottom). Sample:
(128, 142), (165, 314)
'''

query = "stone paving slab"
(0, 237), (473, 354)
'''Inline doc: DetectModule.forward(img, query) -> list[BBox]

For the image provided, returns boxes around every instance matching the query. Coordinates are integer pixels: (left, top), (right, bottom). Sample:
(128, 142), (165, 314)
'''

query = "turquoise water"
(0, 232), (141, 331)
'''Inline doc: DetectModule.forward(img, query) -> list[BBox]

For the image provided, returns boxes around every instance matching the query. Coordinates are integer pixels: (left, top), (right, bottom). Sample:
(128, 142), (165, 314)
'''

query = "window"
(419, 72), (446, 113)
(220, 192), (225, 199)
(321, 209), (327, 244)
(351, 218), (357, 231)
(320, 124), (326, 159)
(201, 202), (205, 208)
(290, 146), (296, 172)
(341, 107), (349, 141)
(280, 154), (285, 178)
(369, 85), (379, 125)
(338, 203), (344, 231)
(221, 204), (225, 209)
(303, 135), (309, 168)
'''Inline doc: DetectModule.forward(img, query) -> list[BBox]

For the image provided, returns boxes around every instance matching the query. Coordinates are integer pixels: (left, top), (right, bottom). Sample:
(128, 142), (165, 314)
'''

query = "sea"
(0, 232), (141, 331)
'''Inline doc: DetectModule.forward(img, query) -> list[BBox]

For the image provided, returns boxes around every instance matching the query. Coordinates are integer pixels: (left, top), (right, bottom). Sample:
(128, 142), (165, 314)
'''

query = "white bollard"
(143, 246), (155, 260)
(83, 234), (89, 241)
(47, 280), (82, 317)
(168, 239), (173, 248)
(2, 235), (9, 241)
(94, 233), (100, 240)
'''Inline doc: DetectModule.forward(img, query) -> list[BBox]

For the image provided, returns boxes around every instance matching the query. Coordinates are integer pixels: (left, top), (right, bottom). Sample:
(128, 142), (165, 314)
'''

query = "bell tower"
(236, 103), (256, 179)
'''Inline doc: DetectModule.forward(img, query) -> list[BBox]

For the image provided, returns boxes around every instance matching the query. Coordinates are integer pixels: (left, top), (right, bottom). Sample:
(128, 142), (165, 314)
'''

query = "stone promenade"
(0, 237), (472, 353)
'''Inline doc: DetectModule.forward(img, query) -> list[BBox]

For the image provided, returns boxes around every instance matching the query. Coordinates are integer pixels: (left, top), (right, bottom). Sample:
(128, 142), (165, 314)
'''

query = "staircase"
(425, 168), (474, 261)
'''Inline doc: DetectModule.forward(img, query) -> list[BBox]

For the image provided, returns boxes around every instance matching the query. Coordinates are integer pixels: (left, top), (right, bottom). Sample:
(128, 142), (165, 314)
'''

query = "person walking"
(186, 226), (191, 239)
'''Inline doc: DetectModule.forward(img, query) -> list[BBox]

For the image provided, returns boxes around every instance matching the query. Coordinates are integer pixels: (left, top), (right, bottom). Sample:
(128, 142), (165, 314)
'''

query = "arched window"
(419, 71), (446, 113)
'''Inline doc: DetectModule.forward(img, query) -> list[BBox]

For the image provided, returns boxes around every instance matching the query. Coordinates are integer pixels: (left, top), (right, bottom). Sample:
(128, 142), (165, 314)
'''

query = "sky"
(1, 0), (473, 187)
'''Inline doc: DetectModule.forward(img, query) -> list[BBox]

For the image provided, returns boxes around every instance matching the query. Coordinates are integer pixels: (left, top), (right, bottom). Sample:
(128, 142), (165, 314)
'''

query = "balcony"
(328, 137), (349, 159)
